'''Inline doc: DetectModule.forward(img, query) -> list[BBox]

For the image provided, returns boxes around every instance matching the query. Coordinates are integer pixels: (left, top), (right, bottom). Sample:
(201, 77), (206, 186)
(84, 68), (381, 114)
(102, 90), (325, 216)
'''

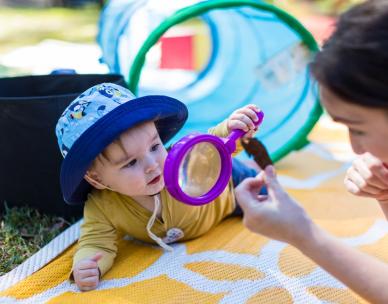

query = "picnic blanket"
(0, 117), (387, 303)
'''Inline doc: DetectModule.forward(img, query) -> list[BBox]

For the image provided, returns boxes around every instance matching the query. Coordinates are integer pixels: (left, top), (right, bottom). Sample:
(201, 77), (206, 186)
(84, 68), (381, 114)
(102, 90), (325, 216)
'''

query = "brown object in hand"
(241, 137), (273, 169)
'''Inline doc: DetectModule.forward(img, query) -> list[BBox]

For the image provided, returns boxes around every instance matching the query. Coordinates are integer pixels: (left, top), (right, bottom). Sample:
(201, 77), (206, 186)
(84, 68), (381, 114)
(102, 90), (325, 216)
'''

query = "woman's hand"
(345, 153), (388, 204)
(235, 165), (313, 247)
(236, 166), (388, 304)
(227, 104), (260, 138)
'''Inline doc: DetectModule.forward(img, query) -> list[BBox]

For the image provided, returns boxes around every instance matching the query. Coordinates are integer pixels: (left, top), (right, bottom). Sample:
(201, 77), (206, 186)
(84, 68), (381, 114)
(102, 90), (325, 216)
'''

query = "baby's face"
(91, 121), (167, 198)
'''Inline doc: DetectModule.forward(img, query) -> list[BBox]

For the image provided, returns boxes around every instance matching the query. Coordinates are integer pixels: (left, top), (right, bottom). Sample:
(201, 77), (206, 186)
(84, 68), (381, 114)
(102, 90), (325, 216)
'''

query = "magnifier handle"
(227, 111), (264, 145)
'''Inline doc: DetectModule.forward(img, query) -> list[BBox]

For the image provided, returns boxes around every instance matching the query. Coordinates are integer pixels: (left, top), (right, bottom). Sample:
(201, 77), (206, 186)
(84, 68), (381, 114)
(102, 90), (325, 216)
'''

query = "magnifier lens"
(178, 142), (221, 197)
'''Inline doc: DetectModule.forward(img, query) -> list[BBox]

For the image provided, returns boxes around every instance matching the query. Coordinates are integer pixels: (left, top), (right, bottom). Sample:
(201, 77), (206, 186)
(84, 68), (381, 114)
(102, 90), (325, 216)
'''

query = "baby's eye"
(151, 144), (160, 152)
(123, 159), (137, 168)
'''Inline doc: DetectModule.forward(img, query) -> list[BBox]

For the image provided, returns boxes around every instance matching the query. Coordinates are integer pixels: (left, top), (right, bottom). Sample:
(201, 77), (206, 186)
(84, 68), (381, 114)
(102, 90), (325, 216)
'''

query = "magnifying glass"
(164, 111), (264, 206)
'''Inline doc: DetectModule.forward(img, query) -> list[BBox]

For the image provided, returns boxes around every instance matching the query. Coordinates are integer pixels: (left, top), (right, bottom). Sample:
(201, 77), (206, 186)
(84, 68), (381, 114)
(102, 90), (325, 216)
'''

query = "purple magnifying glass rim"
(164, 111), (264, 206)
(164, 133), (232, 206)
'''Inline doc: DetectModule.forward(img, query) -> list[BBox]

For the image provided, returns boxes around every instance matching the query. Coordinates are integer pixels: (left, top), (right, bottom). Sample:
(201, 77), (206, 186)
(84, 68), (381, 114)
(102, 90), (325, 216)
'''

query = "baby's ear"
(84, 171), (105, 190)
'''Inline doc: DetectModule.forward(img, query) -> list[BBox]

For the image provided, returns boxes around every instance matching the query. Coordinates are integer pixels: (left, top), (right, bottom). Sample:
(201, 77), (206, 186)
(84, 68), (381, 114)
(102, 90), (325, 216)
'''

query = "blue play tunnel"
(98, 0), (322, 162)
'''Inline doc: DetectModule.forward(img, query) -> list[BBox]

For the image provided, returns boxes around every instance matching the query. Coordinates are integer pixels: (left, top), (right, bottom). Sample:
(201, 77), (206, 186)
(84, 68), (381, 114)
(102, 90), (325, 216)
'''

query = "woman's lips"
(148, 175), (161, 185)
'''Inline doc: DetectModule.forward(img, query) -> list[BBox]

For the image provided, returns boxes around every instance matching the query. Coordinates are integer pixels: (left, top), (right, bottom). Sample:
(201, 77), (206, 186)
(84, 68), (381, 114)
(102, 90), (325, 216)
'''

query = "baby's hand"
(227, 104), (260, 138)
(73, 252), (103, 291)
(344, 153), (388, 203)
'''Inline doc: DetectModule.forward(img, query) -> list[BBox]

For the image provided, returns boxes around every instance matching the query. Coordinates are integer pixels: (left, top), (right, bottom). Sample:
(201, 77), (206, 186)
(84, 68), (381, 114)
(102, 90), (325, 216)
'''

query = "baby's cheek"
(159, 152), (168, 168)
(159, 177), (166, 188)
(161, 148), (168, 159)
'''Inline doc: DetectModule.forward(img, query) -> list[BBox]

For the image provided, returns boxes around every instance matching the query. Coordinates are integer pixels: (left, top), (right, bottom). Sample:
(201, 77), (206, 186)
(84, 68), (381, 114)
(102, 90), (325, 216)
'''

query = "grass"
(0, 5), (100, 76)
(0, 5), (99, 55)
(275, 0), (365, 16)
(0, 203), (76, 276)
(316, 0), (365, 15)
(0, 6), (97, 275)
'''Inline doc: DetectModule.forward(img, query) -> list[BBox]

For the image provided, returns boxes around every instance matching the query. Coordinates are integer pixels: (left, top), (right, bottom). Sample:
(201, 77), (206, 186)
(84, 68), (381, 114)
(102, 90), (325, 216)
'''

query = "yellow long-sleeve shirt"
(73, 120), (243, 277)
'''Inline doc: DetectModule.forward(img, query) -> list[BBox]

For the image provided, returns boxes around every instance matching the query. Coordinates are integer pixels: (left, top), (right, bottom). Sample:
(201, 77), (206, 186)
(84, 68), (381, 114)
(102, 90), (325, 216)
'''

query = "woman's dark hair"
(310, 0), (388, 108)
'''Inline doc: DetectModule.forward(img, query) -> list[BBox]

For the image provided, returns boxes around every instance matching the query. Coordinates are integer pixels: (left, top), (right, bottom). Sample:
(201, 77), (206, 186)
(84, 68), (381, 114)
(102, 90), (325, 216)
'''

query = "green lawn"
(275, 0), (365, 17)
(0, 203), (76, 275)
(0, 5), (98, 275)
(0, 5), (99, 55)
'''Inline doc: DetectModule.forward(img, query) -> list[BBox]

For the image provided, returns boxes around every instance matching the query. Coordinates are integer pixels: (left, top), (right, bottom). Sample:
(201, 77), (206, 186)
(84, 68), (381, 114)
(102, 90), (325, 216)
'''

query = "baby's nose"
(145, 156), (158, 173)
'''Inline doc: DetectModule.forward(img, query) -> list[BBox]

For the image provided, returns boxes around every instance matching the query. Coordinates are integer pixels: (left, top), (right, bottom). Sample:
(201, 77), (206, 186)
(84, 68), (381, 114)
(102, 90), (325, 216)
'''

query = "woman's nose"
(349, 134), (365, 155)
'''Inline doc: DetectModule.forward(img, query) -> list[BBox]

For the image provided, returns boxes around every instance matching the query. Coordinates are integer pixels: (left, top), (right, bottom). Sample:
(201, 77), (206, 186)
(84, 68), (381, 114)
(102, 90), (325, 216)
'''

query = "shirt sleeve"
(207, 119), (244, 156)
(71, 196), (118, 279)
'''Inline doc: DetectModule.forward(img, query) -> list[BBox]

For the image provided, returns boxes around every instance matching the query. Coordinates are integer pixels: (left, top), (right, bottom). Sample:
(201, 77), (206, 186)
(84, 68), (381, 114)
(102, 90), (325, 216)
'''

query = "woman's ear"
(84, 170), (106, 190)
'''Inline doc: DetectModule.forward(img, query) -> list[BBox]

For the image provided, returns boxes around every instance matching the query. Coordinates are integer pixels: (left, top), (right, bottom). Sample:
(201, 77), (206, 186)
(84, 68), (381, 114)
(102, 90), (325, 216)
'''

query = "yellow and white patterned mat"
(1, 117), (387, 304)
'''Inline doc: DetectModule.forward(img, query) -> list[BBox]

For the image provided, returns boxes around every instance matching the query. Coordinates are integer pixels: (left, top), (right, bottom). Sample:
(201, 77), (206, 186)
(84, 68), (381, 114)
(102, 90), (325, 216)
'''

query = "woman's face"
(320, 86), (388, 164)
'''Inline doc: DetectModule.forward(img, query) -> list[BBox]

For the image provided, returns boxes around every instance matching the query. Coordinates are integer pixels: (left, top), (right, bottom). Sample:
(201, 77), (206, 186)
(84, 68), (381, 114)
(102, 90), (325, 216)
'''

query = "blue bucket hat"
(56, 83), (188, 204)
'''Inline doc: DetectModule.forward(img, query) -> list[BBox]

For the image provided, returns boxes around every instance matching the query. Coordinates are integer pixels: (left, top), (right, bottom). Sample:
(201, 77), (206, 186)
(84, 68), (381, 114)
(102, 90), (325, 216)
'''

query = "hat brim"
(60, 95), (188, 204)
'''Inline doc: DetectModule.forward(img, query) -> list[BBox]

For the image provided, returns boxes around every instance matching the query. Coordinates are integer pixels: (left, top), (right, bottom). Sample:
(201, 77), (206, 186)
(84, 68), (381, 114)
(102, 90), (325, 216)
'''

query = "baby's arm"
(225, 104), (260, 138)
(208, 104), (260, 155)
(72, 199), (118, 291)
(73, 252), (103, 291)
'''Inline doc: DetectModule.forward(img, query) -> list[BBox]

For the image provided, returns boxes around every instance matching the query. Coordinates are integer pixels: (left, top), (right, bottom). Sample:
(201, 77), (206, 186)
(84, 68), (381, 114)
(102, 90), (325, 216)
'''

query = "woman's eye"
(151, 144), (160, 152)
(349, 129), (365, 136)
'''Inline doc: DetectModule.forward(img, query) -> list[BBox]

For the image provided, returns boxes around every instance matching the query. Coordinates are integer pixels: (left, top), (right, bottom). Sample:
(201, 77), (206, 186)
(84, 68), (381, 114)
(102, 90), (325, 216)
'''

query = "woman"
(235, 1), (388, 303)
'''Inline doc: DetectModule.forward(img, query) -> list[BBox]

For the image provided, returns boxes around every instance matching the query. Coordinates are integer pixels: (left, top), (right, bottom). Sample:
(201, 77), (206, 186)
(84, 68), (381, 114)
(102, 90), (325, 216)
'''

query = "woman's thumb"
(235, 175), (265, 209)
(90, 252), (103, 262)
(264, 165), (283, 197)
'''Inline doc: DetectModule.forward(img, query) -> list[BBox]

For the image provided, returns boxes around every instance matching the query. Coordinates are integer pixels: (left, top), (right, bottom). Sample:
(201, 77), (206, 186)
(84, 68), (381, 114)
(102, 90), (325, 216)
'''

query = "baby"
(56, 83), (261, 291)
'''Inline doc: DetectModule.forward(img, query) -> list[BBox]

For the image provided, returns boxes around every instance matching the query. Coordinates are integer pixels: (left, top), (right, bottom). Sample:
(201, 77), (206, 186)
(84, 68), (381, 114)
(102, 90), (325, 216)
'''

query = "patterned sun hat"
(55, 83), (188, 204)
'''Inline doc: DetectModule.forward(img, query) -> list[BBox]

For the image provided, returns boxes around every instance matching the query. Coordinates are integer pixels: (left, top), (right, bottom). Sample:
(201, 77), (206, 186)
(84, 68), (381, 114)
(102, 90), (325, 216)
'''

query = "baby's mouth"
(148, 175), (161, 185)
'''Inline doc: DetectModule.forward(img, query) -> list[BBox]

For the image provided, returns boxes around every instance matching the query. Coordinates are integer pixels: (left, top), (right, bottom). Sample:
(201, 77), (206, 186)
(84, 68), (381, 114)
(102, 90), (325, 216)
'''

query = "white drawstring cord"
(146, 194), (174, 252)
(86, 176), (174, 251)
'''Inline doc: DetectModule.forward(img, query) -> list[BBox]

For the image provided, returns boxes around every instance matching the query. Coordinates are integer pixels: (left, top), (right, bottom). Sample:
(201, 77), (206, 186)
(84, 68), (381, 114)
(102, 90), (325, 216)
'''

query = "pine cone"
(241, 138), (273, 169)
